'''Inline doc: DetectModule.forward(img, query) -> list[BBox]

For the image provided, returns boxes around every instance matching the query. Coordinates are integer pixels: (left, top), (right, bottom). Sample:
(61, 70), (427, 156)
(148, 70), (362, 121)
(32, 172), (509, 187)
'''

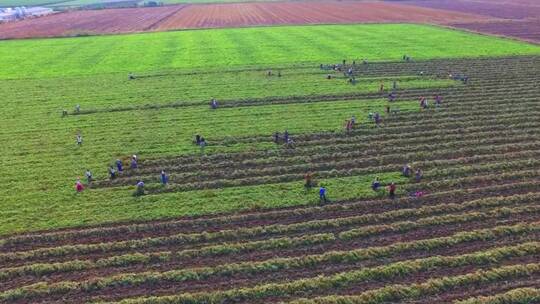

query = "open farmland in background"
(399, 0), (540, 43)
(0, 1), (492, 39)
(4, 0), (540, 43)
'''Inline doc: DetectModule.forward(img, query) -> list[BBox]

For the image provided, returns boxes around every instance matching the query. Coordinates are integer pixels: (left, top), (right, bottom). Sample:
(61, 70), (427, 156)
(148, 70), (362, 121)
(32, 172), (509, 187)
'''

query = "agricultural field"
(2, 24), (539, 79)
(400, 0), (540, 43)
(1, 22), (540, 303)
(0, 1), (492, 39)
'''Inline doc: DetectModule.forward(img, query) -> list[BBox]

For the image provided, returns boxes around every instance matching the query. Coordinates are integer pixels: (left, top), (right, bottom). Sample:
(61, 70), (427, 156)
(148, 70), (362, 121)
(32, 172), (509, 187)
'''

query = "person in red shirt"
(75, 178), (84, 193)
(388, 182), (396, 199)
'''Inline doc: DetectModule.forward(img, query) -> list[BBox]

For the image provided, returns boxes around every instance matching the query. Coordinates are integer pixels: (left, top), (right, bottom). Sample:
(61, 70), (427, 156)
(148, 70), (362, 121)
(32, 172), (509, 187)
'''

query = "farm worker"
(135, 180), (145, 196)
(353, 60), (356, 65)
(402, 55), (407, 61)
(75, 104), (80, 113)
(274, 132), (280, 144)
(371, 177), (381, 191)
(130, 155), (138, 169)
(434, 94), (443, 108)
(85, 169), (93, 184)
(420, 97), (427, 109)
(386, 105), (391, 114)
(344, 120), (352, 133)
(392, 80), (397, 90)
(62, 109), (68, 117)
(462, 76), (469, 84)
(160, 170), (168, 185)
(109, 166), (116, 180)
(304, 172), (314, 189)
(76, 133), (83, 146)
(374, 113), (382, 127)
(284, 130), (289, 143)
(286, 138), (295, 149)
(388, 182), (397, 199)
(116, 159), (123, 172)
(415, 168), (423, 182)
(415, 190), (425, 198)
(75, 178), (84, 193)
(342, 59), (346, 65)
(351, 115), (356, 126)
(419, 71), (424, 76)
(327, 74), (332, 80)
(388, 92), (396, 102)
(267, 70), (272, 76)
(199, 137), (207, 153)
(195, 134), (201, 145)
(402, 164), (412, 177)
(319, 186), (328, 203)
(210, 98), (218, 109)
(368, 112), (374, 121)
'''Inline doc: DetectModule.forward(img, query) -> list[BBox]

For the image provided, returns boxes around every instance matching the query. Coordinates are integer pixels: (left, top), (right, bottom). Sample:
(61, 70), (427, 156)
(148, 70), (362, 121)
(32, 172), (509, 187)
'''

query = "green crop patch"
(0, 24), (539, 79)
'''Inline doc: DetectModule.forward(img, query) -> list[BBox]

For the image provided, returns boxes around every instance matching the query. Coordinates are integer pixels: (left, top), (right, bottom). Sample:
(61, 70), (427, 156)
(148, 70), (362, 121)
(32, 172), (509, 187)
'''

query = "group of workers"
(73, 59), (452, 199)
(76, 154), (170, 196)
(274, 130), (294, 147)
(419, 94), (443, 110)
(305, 162), (426, 203)
(267, 70), (282, 77)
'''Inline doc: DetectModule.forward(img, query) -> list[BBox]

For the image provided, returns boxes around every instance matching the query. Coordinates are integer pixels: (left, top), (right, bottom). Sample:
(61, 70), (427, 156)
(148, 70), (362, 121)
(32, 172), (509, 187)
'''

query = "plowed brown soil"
(155, 1), (490, 30)
(0, 1), (492, 39)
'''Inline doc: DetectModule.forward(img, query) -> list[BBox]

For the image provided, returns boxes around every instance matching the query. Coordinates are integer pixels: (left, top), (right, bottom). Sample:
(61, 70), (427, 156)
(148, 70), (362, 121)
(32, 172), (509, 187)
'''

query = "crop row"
(204, 117), (540, 158)
(1, 212), (537, 283)
(91, 244), (540, 304)
(115, 151), (540, 193)
(3, 172), (539, 249)
(455, 287), (540, 304)
(2, 223), (538, 302)
(3, 177), (538, 252)
(2, 191), (538, 266)
(103, 132), (540, 189)
(70, 60), (540, 115)
(145, 116), (540, 170)
(2, 195), (538, 274)
(145, 109), (540, 168)
(115, 119), (540, 178)
(287, 264), (540, 304)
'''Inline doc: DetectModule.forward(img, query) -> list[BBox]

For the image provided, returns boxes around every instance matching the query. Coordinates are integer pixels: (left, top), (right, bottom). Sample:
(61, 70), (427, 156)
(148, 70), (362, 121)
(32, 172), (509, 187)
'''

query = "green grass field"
(1, 24), (539, 79)
(1, 24), (539, 235)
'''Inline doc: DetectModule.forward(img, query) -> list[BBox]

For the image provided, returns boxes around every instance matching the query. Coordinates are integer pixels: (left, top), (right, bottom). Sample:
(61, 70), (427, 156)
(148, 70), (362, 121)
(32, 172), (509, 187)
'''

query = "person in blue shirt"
(109, 166), (116, 180)
(116, 159), (123, 172)
(319, 186), (328, 203)
(130, 155), (138, 169)
(371, 177), (381, 191)
(135, 180), (145, 196)
(160, 170), (168, 185)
